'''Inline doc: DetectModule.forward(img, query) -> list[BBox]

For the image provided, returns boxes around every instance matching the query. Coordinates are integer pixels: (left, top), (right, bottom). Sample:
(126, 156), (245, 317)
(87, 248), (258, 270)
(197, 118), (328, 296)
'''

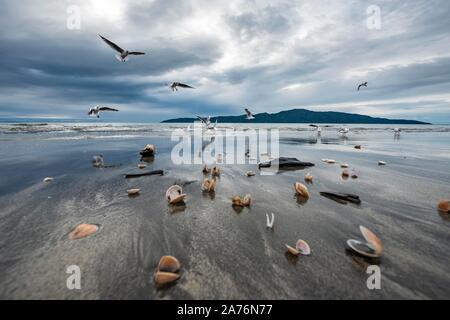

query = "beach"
(0, 122), (450, 299)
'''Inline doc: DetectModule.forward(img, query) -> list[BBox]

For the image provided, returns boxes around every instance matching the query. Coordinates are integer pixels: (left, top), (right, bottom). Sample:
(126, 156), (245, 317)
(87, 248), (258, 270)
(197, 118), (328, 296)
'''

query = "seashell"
(266, 213), (275, 229)
(202, 165), (211, 174)
(341, 164), (349, 168)
(166, 185), (186, 205)
(285, 244), (299, 256)
(138, 164), (146, 169)
(232, 194), (251, 207)
(154, 271), (180, 286)
(378, 161), (386, 166)
(354, 145), (362, 150)
(304, 173), (313, 183)
(43, 177), (54, 183)
(326, 159), (336, 164)
(342, 170), (350, 178)
(246, 171), (256, 177)
(201, 178), (216, 192)
(68, 224), (99, 240)
(157, 255), (181, 273)
(211, 166), (221, 177)
(347, 226), (383, 258)
(127, 188), (140, 196)
(295, 182), (310, 198)
(351, 173), (358, 179)
(438, 200), (450, 213)
(296, 239), (311, 256)
(140, 144), (156, 157)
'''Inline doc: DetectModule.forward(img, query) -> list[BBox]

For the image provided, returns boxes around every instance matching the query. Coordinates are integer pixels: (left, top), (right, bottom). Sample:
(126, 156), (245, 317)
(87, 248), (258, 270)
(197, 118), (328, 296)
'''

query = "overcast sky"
(1, 0), (449, 123)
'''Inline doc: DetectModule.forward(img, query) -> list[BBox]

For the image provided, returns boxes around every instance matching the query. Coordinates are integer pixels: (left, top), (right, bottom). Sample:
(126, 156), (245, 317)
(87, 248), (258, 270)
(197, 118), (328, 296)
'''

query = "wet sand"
(0, 124), (450, 299)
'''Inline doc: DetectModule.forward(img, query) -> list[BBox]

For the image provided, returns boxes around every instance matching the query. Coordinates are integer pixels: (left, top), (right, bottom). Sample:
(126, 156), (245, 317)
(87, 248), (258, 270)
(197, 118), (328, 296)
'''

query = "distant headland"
(161, 108), (430, 124)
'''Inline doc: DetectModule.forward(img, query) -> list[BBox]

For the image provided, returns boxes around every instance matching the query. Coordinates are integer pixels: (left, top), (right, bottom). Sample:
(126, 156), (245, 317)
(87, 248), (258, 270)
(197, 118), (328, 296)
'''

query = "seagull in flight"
(169, 82), (195, 92)
(88, 106), (119, 118)
(357, 82), (368, 91)
(99, 35), (145, 62)
(245, 108), (255, 120)
(197, 116), (217, 130)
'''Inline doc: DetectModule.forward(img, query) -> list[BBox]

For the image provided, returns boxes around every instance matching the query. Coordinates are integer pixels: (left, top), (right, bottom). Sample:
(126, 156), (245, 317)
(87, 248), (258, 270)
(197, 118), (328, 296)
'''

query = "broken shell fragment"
(212, 166), (221, 177)
(138, 164), (146, 169)
(295, 182), (310, 198)
(201, 178), (216, 192)
(438, 200), (450, 213)
(341, 164), (349, 168)
(69, 224), (99, 240)
(232, 194), (251, 207)
(378, 161), (386, 166)
(43, 177), (54, 183)
(296, 239), (311, 256)
(166, 185), (186, 205)
(322, 159), (336, 164)
(351, 173), (358, 179)
(305, 173), (313, 183)
(342, 170), (350, 178)
(246, 171), (256, 177)
(127, 188), (140, 196)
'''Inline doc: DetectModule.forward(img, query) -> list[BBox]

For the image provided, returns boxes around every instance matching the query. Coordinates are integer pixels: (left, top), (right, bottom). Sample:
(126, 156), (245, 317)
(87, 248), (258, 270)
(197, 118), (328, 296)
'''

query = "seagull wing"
(99, 107), (119, 112)
(88, 109), (95, 115)
(245, 108), (254, 117)
(99, 35), (124, 54)
(309, 124), (318, 128)
(129, 51), (146, 55)
(197, 116), (208, 124)
(178, 83), (195, 89)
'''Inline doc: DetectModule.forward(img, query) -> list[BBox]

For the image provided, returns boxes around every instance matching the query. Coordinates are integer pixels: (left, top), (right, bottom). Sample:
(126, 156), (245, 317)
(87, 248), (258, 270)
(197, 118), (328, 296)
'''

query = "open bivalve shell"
(347, 226), (383, 258)
(166, 185), (186, 205)
(285, 239), (311, 256)
(232, 194), (251, 207)
(201, 179), (216, 192)
(154, 256), (181, 286)
(295, 182), (310, 198)
(438, 199), (450, 213)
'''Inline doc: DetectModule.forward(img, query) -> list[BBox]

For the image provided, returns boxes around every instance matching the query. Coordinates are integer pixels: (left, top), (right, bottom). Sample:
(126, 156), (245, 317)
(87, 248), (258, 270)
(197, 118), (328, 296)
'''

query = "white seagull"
(245, 108), (255, 120)
(169, 82), (195, 92)
(88, 106), (119, 118)
(339, 127), (350, 135)
(266, 213), (275, 229)
(310, 124), (322, 135)
(197, 116), (217, 130)
(394, 128), (401, 135)
(99, 35), (145, 62)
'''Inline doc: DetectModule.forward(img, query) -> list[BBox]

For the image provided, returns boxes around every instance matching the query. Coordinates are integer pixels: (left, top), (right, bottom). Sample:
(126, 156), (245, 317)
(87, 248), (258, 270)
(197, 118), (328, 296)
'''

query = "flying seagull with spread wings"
(245, 108), (255, 120)
(88, 106), (119, 118)
(357, 82), (368, 91)
(169, 82), (195, 92)
(99, 35), (145, 62)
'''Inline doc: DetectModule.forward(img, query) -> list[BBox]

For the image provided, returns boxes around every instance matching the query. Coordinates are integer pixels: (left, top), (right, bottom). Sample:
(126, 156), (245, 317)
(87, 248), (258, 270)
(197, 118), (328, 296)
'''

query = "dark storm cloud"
(0, 0), (449, 122)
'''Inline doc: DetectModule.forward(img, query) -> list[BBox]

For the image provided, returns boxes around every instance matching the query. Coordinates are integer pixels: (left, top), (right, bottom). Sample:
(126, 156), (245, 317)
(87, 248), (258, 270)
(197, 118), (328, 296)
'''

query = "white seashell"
(266, 213), (275, 229)
(138, 164), (146, 169)
(296, 239), (311, 256)
(285, 244), (299, 256)
(246, 171), (256, 177)
(341, 164), (349, 168)
(166, 185), (186, 205)
(127, 188), (140, 196)
(378, 161), (386, 166)
(43, 177), (54, 183)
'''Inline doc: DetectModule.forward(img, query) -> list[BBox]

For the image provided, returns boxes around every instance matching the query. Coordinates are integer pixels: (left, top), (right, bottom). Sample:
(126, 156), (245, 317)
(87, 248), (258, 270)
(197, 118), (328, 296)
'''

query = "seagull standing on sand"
(310, 124), (322, 135)
(357, 82), (368, 91)
(245, 108), (255, 120)
(99, 35), (145, 62)
(339, 127), (350, 135)
(169, 82), (195, 92)
(88, 106), (119, 118)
